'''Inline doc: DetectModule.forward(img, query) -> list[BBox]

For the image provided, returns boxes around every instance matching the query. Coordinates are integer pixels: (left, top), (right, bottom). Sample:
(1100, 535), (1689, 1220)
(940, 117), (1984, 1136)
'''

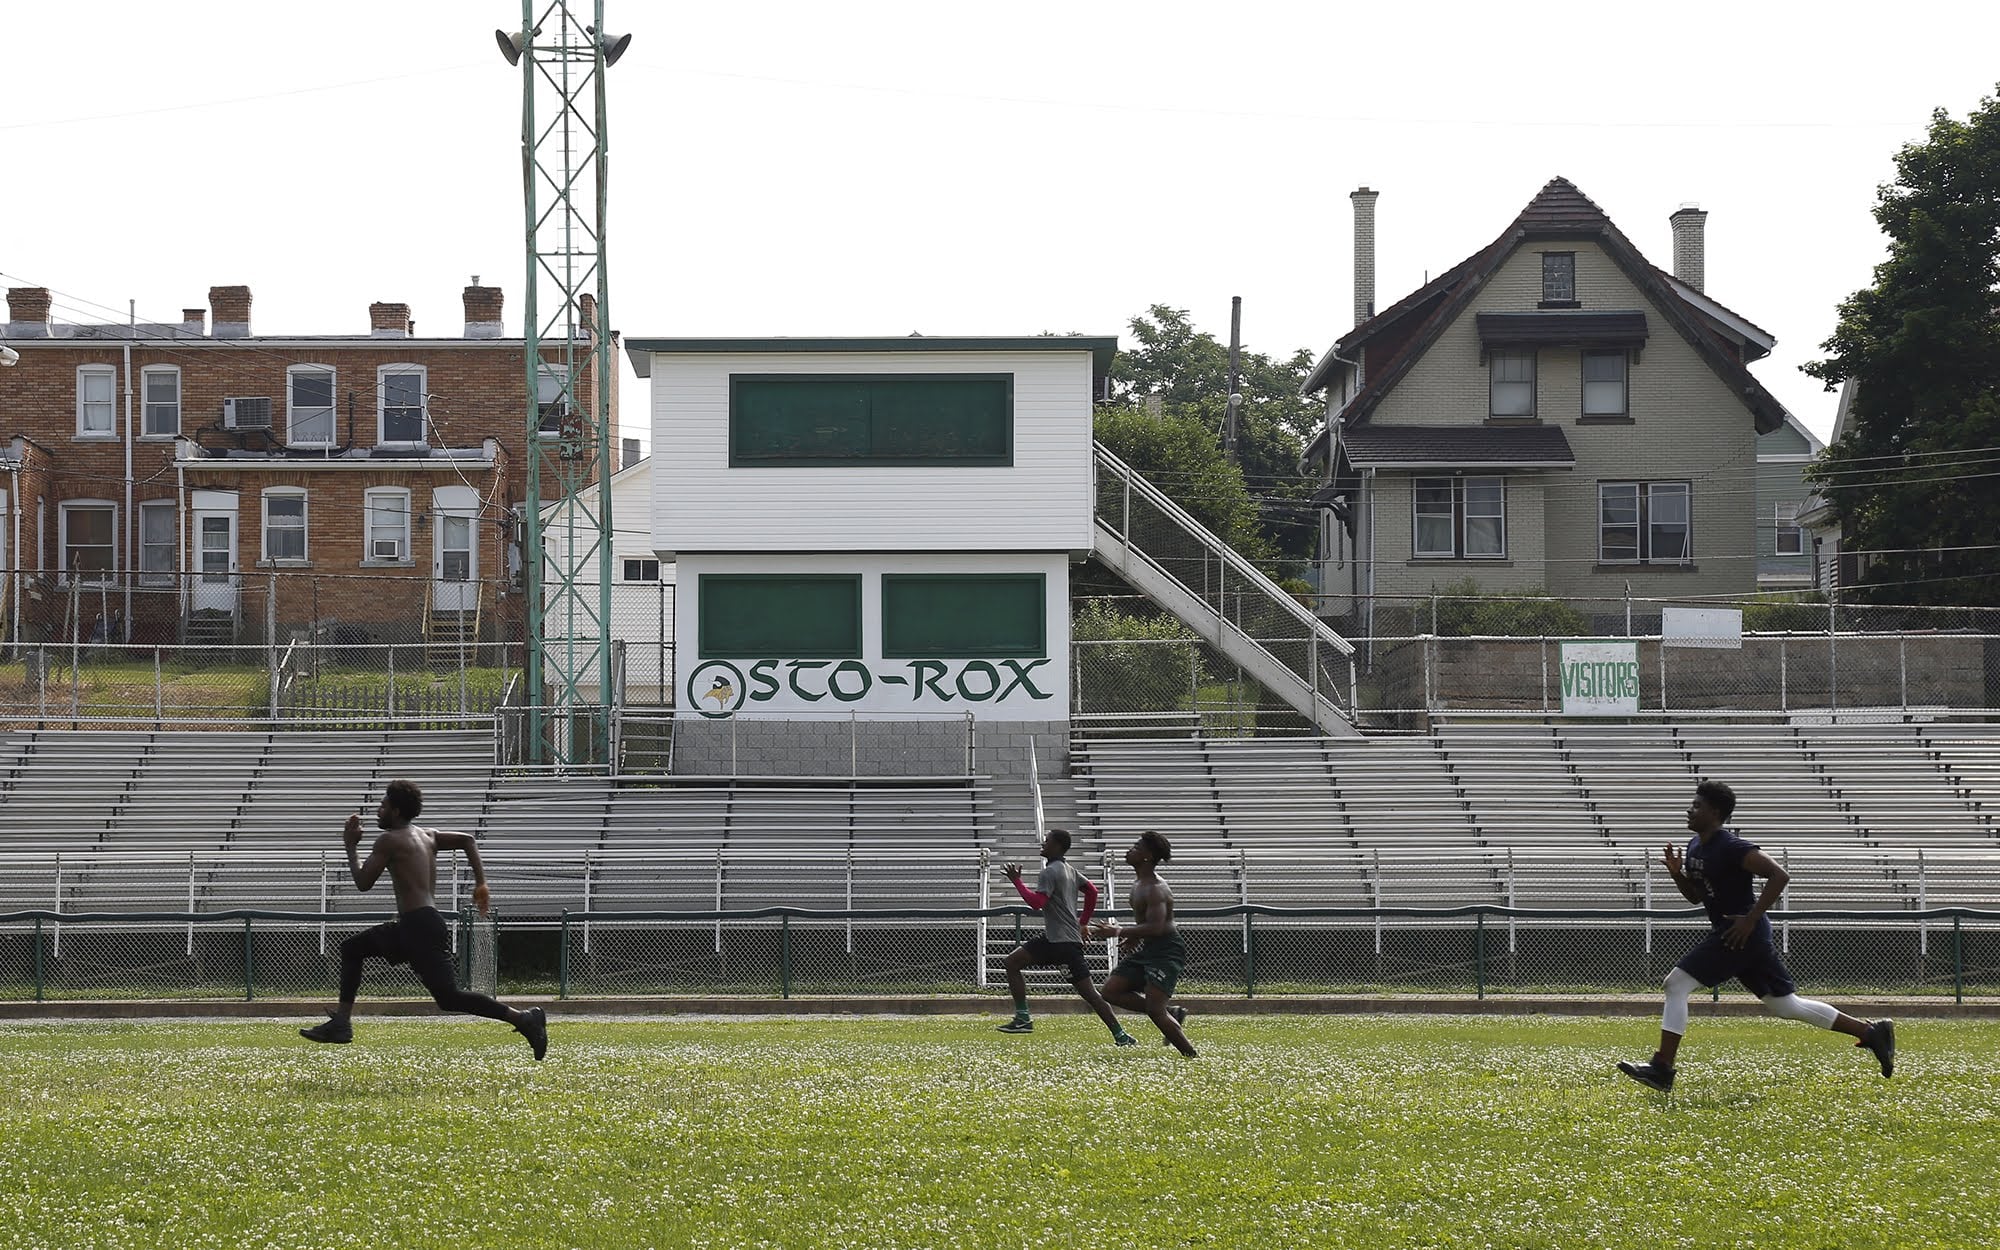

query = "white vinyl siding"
(650, 351), (1095, 554)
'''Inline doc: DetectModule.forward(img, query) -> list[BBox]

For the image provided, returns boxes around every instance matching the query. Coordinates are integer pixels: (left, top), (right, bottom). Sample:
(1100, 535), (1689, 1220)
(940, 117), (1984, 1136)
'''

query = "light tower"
(497, 4), (630, 767)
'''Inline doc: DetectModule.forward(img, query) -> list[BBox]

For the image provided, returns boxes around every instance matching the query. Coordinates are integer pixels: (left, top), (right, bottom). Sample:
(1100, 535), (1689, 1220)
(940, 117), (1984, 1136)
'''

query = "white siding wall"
(649, 351), (1095, 554)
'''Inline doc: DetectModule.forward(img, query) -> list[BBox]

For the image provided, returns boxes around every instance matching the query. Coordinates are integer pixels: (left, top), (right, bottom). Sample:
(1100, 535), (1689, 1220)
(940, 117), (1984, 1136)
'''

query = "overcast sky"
(6, 1), (1998, 451)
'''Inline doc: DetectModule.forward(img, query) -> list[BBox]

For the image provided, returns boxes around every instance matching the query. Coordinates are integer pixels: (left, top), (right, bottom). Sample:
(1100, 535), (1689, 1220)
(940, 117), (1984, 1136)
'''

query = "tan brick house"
(1302, 179), (1792, 635)
(0, 283), (619, 646)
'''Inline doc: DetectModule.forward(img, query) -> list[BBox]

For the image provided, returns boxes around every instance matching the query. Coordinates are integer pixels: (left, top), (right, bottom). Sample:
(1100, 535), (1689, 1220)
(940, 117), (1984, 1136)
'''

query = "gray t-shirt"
(1037, 858), (1086, 944)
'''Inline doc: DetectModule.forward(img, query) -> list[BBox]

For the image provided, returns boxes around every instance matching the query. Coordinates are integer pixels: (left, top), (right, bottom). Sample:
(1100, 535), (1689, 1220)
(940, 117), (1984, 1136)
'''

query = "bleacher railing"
(2, 904), (1995, 1004)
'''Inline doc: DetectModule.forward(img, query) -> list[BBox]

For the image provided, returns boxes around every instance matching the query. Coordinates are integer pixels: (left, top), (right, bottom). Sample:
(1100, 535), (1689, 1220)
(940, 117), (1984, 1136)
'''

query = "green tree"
(1106, 306), (1323, 566)
(1093, 405), (1269, 563)
(1805, 89), (2000, 605)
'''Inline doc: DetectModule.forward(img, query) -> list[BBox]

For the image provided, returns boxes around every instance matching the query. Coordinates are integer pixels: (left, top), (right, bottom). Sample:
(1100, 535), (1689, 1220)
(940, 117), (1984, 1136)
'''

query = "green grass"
(0, 1015), (1991, 1249)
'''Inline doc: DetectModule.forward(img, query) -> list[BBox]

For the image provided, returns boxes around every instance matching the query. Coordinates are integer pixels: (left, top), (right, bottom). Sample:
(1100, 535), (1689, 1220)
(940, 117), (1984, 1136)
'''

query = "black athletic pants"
(337, 906), (511, 1021)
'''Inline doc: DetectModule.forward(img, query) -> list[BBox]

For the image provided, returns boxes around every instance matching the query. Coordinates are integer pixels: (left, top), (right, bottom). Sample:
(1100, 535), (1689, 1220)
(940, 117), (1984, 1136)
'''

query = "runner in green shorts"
(1090, 831), (1197, 1057)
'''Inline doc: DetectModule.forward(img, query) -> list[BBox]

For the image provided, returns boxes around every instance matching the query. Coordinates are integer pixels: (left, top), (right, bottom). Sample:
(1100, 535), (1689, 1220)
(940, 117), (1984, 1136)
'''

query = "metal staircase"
(1091, 443), (1359, 736)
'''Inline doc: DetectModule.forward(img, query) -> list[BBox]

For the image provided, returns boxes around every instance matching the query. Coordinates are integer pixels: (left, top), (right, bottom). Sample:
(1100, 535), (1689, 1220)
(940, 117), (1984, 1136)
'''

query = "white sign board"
(1559, 640), (1641, 716)
(1662, 605), (1743, 649)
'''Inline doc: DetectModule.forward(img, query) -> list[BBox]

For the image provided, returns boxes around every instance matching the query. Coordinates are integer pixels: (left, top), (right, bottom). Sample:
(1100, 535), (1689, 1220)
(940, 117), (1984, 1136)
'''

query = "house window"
(538, 363), (569, 437)
(1541, 252), (1577, 304)
(288, 366), (336, 447)
(139, 501), (176, 586)
(60, 501), (116, 583)
(1413, 477), (1507, 559)
(1489, 351), (1535, 417)
(141, 366), (180, 437)
(623, 558), (661, 582)
(1775, 502), (1804, 556)
(76, 366), (116, 437)
(364, 488), (410, 562)
(378, 366), (426, 445)
(1582, 351), (1628, 416)
(699, 574), (862, 658)
(881, 574), (1046, 658)
(263, 489), (308, 562)
(1600, 482), (1691, 564)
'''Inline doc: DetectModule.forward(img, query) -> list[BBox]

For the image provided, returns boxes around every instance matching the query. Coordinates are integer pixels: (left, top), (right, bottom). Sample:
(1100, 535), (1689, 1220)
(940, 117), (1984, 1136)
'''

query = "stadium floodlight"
(588, 26), (632, 65)
(0, 345), (18, 367)
(494, 28), (527, 65)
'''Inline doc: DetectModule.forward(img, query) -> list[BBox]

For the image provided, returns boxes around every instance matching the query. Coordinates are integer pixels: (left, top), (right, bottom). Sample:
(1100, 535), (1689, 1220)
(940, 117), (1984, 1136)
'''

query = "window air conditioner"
(223, 397), (273, 430)
(372, 538), (402, 560)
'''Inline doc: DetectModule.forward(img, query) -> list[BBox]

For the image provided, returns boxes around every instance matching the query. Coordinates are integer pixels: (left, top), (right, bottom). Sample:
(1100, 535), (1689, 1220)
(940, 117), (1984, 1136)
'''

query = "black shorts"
(1110, 938), (1187, 998)
(1676, 927), (1799, 998)
(349, 906), (458, 989)
(1019, 938), (1092, 980)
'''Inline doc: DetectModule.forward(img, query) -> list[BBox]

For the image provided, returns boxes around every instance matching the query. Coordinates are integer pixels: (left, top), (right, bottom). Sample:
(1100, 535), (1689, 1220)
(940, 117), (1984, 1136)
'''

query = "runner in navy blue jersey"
(1618, 779), (1894, 1092)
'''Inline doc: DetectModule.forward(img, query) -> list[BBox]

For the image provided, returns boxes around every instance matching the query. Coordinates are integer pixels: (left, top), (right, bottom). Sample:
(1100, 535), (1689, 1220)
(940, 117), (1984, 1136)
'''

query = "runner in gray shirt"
(996, 828), (1135, 1045)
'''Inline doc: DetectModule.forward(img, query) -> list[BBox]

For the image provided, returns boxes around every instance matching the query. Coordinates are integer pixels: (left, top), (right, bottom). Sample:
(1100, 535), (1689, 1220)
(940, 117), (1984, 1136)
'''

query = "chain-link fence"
(3, 906), (1995, 1003)
(1073, 593), (2000, 731)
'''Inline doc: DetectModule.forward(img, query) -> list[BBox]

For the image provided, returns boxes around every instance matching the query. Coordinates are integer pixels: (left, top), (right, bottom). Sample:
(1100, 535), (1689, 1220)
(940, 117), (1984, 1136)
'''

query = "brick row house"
(0, 283), (619, 647)
(1301, 178), (1793, 635)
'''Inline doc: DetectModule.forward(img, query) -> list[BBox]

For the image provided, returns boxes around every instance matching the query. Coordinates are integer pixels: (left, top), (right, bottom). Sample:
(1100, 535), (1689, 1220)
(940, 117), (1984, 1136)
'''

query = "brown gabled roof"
(1303, 177), (1788, 444)
(1339, 424), (1575, 469)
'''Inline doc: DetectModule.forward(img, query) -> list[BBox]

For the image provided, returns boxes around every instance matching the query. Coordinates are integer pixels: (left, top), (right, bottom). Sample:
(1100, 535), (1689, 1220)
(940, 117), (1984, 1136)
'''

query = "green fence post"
(559, 911), (571, 1000)
(243, 916), (255, 1002)
(33, 915), (45, 1003)
(1475, 911), (1486, 1001)
(1954, 914), (1963, 1005)
(780, 914), (792, 1000)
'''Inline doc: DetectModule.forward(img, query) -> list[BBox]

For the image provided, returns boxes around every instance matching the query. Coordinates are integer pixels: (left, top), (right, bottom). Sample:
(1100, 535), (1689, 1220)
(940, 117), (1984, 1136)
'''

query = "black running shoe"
(1859, 1019), (1895, 1078)
(300, 1015), (353, 1045)
(996, 1017), (1034, 1035)
(1617, 1059), (1675, 1092)
(1163, 1004), (1188, 1044)
(518, 1007), (549, 1061)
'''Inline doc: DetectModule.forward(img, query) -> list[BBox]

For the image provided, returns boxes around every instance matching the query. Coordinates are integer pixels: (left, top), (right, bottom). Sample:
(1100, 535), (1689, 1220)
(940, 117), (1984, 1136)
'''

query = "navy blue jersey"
(1683, 827), (1763, 928)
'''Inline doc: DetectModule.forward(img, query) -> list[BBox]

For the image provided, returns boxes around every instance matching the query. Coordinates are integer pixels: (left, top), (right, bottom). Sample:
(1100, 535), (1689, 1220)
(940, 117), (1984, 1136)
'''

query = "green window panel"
(881, 573), (1045, 658)
(700, 574), (862, 659)
(730, 375), (1012, 466)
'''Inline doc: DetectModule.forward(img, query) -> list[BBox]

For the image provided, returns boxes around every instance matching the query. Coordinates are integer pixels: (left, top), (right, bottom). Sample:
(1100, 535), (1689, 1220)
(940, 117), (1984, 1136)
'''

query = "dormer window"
(1540, 252), (1577, 307)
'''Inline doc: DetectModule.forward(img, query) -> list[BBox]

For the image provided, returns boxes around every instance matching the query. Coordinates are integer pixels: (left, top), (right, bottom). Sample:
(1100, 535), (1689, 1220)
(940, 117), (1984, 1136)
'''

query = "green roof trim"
(625, 336), (1116, 378)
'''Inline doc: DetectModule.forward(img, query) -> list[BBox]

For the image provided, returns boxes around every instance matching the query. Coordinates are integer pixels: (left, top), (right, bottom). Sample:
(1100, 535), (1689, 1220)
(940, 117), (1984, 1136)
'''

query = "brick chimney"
(463, 281), (503, 339)
(1351, 187), (1379, 328)
(369, 302), (413, 338)
(1670, 203), (1707, 293)
(6, 287), (52, 337)
(182, 308), (206, 335)
(577, 293), (598, 337)
(209, 286), (252, 338)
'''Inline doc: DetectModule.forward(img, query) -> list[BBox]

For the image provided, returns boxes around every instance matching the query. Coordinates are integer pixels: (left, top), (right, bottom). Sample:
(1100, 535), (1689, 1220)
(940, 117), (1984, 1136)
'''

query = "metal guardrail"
(5, 904), (1996, 1005)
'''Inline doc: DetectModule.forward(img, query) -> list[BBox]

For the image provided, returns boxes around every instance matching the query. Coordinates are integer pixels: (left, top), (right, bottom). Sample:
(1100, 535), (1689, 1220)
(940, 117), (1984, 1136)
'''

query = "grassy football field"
(0, 1014), (1992, 1249)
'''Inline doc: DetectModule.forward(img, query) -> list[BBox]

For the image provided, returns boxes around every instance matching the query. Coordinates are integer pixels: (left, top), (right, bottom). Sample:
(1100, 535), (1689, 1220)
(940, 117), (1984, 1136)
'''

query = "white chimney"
(1670, 203), (1707, 293)
(1351, 186), (1379, 328)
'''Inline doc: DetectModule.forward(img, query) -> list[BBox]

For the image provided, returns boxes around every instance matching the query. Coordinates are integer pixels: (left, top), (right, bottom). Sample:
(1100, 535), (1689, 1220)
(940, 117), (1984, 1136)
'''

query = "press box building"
(629, 336), (1114, 771)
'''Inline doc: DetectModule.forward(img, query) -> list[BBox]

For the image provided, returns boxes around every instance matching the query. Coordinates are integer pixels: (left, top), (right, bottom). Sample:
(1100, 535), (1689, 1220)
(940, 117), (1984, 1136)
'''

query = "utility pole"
(498, 3), (631, 768)
(1223, 295), (1243, 464)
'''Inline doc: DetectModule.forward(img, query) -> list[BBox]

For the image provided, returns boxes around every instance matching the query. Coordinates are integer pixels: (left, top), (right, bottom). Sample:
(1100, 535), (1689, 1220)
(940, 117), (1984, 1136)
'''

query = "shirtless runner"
(300, 778), (548, 1059)
(1089, 830), (1198, 1057)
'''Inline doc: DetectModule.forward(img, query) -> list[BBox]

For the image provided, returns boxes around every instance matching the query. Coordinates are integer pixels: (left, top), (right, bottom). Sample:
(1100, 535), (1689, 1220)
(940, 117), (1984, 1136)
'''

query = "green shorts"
(1111, 937), (1186, 997)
